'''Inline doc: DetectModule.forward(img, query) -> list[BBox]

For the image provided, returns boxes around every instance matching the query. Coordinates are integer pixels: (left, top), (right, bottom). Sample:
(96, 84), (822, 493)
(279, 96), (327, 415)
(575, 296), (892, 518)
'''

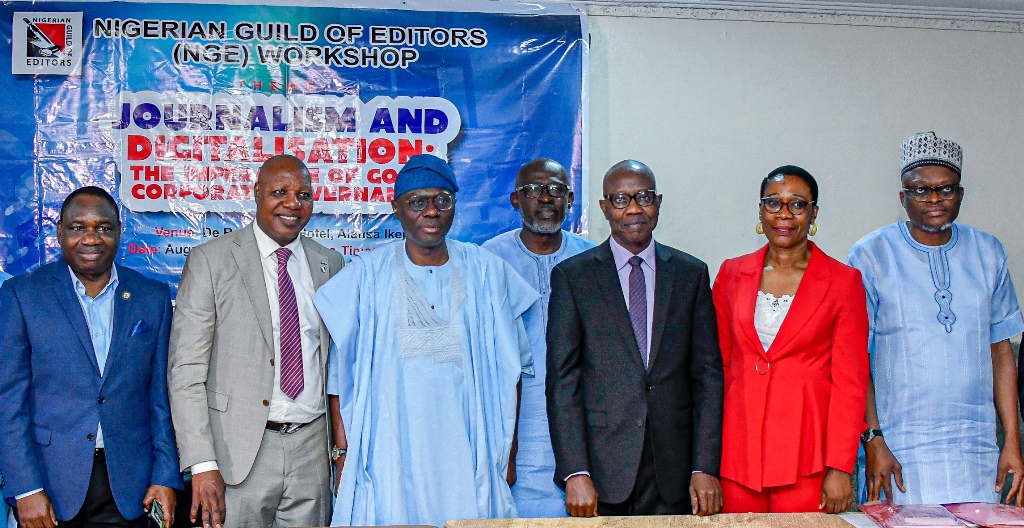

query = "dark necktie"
(628, 256), (648, 366)
(276, 247), (304, 399)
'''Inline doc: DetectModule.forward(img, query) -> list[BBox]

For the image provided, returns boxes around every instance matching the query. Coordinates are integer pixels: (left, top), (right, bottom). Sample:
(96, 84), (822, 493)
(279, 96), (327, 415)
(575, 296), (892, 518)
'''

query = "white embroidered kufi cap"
(901, 131), (962, 175)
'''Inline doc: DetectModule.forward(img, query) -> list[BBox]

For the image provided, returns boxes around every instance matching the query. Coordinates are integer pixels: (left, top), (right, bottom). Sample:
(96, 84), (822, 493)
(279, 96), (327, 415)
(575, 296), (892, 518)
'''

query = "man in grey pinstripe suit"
(168, 155), (343, 528)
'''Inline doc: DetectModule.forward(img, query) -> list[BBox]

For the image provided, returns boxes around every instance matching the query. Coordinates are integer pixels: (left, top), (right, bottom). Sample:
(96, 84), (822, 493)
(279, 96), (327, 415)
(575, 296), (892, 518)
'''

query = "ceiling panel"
(580, 0), (1024, 22)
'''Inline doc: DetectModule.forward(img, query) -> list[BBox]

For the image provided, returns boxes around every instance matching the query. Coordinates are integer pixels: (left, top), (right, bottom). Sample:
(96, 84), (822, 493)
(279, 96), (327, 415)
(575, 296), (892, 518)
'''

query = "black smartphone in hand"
(148, 499), (165, 528)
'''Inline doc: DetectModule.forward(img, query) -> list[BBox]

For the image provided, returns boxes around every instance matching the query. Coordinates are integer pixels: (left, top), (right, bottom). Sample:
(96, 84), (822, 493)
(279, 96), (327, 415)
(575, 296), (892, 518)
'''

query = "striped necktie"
(276, 247), (303, 399)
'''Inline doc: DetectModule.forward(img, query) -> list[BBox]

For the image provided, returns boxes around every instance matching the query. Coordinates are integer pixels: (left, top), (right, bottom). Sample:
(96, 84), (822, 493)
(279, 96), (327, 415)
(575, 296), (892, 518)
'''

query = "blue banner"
(0, 1), (588, 294)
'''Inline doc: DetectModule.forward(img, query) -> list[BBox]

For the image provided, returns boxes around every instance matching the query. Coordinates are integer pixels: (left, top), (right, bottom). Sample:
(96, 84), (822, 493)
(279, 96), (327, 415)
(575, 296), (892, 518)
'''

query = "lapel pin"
(320, 262), (327, 273)
(122, 291), (131, 300)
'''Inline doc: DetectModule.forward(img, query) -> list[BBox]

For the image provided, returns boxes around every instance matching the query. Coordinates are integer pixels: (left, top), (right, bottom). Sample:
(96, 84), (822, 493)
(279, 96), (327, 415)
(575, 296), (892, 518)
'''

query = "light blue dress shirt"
(69, 264), (120, 449)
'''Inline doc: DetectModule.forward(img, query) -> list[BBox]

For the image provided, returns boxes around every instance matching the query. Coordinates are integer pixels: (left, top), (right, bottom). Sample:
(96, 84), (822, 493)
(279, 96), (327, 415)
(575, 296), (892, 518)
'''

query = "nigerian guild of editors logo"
(12, 12), (83, 75)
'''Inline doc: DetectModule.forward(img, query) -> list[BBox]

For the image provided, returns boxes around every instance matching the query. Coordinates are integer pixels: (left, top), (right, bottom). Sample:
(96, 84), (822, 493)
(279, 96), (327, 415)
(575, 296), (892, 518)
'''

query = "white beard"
(917, 221), (953, 233)
(523, 218), (562, 234)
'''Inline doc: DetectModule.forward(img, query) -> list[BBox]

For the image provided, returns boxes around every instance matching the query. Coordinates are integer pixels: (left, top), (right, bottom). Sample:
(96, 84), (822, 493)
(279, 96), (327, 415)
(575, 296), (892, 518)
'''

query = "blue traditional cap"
(901, 132), (962, 176)
(394, 154), (459, 198)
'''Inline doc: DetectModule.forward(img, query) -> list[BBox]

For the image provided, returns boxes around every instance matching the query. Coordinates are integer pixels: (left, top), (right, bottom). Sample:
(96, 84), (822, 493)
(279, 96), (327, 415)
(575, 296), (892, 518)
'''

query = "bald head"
(603, 160), (655, 194)
(258, 154), (311, 187)
(515, 158), (568, 188)
(600, 160), (660, 254)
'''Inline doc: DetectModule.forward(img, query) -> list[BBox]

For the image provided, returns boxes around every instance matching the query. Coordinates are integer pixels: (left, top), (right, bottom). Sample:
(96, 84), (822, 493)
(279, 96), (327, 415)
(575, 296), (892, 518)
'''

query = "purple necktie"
(276, 248), (304, 399)
(628, 256), (648, 367)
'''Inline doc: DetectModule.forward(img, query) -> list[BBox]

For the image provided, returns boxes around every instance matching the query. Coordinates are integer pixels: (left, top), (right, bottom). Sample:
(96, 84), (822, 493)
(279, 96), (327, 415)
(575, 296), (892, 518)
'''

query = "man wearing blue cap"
(315, 154), (540, 528)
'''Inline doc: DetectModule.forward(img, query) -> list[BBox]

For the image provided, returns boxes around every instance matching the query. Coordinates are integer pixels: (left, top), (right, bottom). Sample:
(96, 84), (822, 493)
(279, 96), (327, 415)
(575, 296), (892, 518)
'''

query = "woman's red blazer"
(712, 242), (869, 491)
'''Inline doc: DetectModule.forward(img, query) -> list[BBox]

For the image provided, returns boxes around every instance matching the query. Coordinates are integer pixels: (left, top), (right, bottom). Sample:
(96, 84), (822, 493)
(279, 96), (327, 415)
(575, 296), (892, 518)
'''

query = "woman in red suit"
(713, 166), (869, 513)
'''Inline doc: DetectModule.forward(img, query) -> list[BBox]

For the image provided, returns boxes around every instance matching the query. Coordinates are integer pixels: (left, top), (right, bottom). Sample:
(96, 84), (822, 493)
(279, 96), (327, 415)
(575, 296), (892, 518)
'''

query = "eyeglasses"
(603, 190), (658, 209)
(407, 193), (455, 212)
(515, 183), (569, 199)
(902, 184), (960, 202)
(761, 197), (815, 215)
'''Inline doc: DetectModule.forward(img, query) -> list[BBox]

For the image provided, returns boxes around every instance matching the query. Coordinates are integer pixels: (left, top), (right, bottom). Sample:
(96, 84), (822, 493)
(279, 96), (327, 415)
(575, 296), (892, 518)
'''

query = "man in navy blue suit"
(0, 187), (182, 528)
(0, 265), (11, 528)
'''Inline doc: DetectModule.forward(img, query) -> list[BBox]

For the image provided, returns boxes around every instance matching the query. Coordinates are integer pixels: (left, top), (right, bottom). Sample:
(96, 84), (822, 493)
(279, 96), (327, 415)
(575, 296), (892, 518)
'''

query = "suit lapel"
(101, 266), (132, 388)
(51, 262), (100, 374)
(301, 237), (330, 290)
(766, 244), (831, 356)
(233, 224), (274, 354)
(594, 242), (646, 372)
(648, 243), (675, 371)
(739, 246), (770, 360)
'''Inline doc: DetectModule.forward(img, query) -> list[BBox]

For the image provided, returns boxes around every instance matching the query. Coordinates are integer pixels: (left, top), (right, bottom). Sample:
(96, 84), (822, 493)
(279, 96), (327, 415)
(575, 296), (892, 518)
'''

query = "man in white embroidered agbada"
(314, 154), (539, 528)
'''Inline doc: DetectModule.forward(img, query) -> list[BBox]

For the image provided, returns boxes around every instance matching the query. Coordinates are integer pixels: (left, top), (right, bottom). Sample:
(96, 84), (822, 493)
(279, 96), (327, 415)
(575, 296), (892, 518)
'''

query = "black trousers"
(17, 450), (148, 528)
(598, 422), (689, 516)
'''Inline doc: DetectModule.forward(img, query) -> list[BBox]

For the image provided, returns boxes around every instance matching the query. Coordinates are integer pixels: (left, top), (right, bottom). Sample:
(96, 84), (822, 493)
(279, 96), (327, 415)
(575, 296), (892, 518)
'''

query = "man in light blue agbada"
(315, 154), (539, 528)
(483, 159), (595, 517)
(849, 132), (1024, 505)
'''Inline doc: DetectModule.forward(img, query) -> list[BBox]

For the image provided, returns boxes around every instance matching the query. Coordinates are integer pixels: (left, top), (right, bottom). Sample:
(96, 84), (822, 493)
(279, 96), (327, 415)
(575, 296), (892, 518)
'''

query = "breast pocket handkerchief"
(130, 319), (151, 337)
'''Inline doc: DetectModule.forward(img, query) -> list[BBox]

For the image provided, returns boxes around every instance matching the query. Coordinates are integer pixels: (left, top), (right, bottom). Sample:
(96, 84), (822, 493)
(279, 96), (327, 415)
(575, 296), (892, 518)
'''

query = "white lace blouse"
(754, 291), (794, 352)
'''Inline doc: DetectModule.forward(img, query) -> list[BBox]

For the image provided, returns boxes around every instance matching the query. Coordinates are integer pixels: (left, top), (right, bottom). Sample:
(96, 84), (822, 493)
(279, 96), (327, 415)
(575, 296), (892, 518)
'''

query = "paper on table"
(861, 501), (965, 528)
(944, 503), (1024, 526)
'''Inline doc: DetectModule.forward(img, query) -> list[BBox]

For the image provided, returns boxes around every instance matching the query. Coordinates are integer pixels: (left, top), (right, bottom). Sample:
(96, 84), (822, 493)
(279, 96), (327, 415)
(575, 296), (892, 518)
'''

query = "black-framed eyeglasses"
(603, 190), (658, 209)
(902, 184), (961, 202)
(761, 197), (815, 215)
(407, 192), (455, 212)
(515, 183), (569, 199)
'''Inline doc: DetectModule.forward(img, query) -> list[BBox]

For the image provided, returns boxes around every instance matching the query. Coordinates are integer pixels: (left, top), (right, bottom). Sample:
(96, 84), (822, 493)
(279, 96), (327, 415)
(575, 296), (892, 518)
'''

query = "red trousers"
(720, 471), (827, 513)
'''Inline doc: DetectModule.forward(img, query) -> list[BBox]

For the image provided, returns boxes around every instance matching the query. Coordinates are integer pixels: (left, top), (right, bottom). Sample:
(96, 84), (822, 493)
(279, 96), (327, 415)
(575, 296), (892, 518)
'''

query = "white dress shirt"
(192, 226), (324, 475)
(253, 224), (325, 423)
(608, 236), (656, 367)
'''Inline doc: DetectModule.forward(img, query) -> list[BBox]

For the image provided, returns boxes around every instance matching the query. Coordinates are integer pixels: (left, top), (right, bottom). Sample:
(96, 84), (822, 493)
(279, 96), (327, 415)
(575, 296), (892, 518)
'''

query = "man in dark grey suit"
(546, 160), (724, 517)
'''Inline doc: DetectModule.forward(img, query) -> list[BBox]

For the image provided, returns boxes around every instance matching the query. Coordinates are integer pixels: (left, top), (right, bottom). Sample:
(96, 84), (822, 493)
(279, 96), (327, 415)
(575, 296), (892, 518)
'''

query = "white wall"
(586, 9), (1024, 304)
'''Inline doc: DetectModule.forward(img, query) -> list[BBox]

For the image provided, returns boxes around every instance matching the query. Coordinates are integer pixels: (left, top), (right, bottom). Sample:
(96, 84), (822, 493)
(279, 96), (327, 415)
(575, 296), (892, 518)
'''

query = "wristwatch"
(860, 428), (883, 445)
(331, 446), (348, 460)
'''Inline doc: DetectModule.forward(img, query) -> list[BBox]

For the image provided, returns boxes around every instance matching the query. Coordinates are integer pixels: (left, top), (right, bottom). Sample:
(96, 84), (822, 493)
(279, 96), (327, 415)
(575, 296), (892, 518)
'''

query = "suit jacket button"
(270, 358), (275, 366)
(263, 400), (270, 407)
(87, 434), (95, 441)
(98, 397), (105, 404)
(636, 419), (644, 427)
(644, 385), (652, 391)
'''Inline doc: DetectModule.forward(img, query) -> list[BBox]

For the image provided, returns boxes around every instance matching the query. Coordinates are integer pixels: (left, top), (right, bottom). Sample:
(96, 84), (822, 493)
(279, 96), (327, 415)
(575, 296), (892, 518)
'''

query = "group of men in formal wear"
(0, 131), (1022, 527)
